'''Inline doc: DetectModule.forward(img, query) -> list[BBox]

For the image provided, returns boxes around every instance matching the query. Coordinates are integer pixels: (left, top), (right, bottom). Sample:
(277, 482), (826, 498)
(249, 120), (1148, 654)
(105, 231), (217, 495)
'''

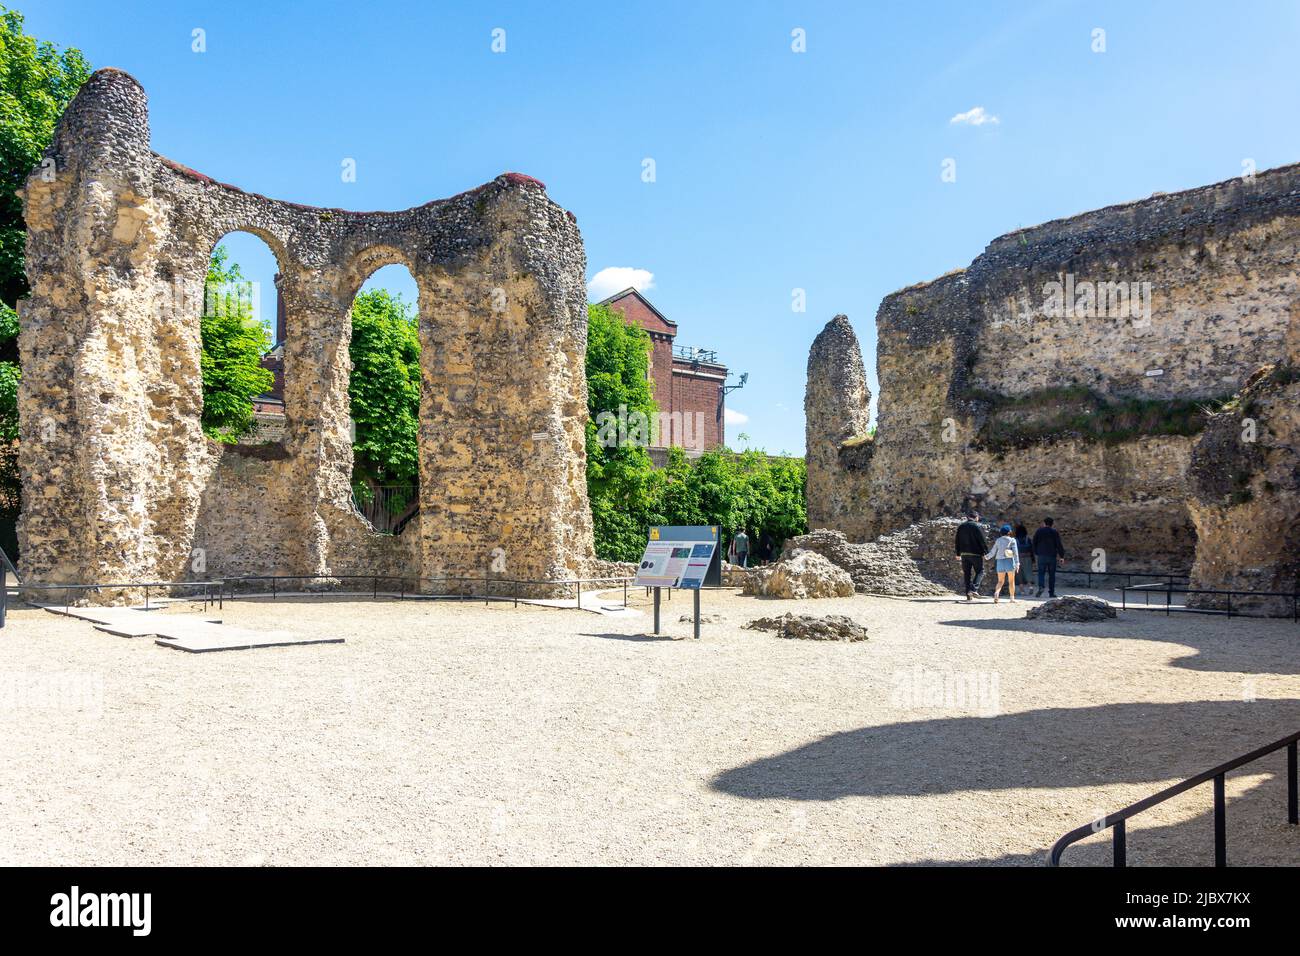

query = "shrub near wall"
(584, 304), (807, 562)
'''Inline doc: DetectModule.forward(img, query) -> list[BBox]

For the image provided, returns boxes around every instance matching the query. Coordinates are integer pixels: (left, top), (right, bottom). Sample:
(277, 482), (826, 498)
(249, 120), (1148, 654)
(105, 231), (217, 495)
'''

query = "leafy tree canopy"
(0, 5), (91, 307)
(200, 245), (274, 442)
(348, 287), (421, 502)
(583, 303), (807, 561)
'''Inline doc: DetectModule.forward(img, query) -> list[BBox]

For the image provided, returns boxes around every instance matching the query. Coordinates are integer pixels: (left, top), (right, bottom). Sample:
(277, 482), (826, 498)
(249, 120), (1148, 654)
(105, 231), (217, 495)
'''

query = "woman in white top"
(985, 523), (1020, 603)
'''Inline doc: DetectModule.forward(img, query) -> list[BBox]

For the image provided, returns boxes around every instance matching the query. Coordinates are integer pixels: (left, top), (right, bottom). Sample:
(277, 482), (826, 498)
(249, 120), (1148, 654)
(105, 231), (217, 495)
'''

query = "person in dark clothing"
(954, 511), (989, 600)
(758, 532), (774, 565)
(1031, 517), (1066, 597)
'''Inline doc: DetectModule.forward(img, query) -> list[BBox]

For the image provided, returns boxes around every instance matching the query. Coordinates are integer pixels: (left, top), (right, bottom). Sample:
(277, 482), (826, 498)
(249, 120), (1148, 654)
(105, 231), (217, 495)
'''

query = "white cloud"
(724, 408), (749, 426)
(949, 106), (999, 127)
(587, 266), (655, 301)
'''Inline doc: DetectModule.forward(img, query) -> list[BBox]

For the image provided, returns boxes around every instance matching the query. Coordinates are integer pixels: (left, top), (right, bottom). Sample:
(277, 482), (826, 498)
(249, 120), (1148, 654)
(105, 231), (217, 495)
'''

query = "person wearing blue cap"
(984, 523), (1020, 603)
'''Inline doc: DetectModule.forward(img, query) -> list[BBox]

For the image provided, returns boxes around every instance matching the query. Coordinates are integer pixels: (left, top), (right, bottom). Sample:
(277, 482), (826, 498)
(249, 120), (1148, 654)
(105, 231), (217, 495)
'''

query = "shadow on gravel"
(936, 614), (1300, 675)
(901, 771), (1298, 867)
(581, 632), (680, 642)
(711, 699), (1300, 803)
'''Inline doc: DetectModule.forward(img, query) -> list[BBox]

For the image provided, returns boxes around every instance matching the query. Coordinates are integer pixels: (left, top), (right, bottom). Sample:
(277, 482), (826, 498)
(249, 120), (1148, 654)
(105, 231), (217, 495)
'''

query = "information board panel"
(634, 526), (719, 589)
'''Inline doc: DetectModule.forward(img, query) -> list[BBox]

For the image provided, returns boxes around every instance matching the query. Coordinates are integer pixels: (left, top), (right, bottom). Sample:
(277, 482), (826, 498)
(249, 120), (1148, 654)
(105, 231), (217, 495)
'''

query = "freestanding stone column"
(805, 315), (874, 541)
(18, 69), (186, 591)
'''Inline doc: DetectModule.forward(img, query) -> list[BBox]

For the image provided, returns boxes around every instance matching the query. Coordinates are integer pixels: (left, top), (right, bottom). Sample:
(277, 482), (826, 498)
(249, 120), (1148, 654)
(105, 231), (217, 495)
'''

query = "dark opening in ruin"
(347, 263), (421, 535)
(200, 230), (285, 446)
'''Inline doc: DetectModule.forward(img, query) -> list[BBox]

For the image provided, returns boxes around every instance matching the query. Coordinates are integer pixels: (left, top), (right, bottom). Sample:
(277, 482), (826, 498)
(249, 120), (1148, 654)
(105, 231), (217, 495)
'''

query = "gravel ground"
(1, 586), (1297, 866)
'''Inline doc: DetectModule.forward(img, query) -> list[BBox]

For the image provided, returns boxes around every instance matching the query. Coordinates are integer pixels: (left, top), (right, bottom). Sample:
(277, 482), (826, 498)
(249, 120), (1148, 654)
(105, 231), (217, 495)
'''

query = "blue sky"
(25, 0), (1300, 454)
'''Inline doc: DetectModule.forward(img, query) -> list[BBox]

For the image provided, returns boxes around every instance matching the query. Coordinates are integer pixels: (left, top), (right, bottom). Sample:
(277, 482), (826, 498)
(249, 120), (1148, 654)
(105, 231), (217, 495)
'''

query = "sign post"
(633, 525), (718, 639)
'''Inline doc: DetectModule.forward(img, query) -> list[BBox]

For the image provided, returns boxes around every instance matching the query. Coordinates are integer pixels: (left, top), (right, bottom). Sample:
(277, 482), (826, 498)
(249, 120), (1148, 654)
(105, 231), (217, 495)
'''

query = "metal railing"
(216, 572), (634, 609)
(672, 344), (719, 364)
(1049, 730), (1300, 866)
(4, 579), (226, 615)
(5, 572), (637, 613)
(1120, 581), (1300, 621)
(1057, 567), (1190, 589)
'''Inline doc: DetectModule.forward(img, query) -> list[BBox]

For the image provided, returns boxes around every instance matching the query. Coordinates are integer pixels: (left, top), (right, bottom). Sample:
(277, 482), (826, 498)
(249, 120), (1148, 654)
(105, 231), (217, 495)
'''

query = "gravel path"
(1, 587), (1297, 866)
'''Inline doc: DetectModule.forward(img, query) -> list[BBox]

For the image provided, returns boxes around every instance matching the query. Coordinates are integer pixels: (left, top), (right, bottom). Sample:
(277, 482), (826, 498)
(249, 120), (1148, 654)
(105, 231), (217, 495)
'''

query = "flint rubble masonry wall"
(807, 162), (1300, 576)
(18, 69), (595, 599)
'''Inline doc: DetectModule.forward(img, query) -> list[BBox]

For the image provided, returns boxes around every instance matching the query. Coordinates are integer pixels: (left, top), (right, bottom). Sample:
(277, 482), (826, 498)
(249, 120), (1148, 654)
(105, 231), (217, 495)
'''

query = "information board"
(634, 526), (718, 590)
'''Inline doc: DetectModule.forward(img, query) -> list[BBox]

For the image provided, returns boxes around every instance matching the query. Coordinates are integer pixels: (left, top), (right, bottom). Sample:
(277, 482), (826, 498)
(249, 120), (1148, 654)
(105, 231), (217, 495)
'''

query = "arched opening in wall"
(348, 263), (421, 535)
(200, 231), (285, 445)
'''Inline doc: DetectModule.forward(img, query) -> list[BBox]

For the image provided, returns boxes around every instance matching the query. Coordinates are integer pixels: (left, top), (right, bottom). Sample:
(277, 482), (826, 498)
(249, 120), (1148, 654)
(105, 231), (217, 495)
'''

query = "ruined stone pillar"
(805, 315), (874, 541)
(417, 178), (592, 592)
(18, 69), (187, 590)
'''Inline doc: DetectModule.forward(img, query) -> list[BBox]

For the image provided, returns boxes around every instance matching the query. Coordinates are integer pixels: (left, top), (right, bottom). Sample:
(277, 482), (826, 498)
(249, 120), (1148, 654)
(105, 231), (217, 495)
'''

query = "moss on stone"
(966, 387), (1232, 452)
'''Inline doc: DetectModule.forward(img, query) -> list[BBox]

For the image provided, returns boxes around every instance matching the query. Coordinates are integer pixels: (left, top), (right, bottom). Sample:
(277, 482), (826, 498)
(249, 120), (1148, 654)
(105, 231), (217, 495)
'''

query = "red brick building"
(599, 288), (729, 456)
(250, 275), (288, 442)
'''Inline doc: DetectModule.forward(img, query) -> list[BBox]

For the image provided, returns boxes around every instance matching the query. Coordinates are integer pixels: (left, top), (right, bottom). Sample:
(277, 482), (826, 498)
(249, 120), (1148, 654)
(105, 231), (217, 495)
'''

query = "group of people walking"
(954, 512), (1067, 603)
(727, 529), (777, 567)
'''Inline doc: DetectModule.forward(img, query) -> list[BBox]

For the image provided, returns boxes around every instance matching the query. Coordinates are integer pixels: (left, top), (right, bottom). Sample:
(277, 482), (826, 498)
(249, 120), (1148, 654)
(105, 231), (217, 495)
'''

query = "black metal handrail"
(1119, 581), (1300, 621)
(1049, 730), (1300, 866)
(4, 579), (225, 613)
(5, 572), (639, 613)
(1057, 567), (1190, 588)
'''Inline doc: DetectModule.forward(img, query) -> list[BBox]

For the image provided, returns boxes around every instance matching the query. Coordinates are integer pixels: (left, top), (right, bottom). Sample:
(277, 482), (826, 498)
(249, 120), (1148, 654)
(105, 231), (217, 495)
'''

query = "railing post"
(624, 577), (628, 608)
(1113, 819), (1126, 867)
(1214, 773), (1227, 866)
(1288, 741), (1297, 826)
(576, 579), (581, 610)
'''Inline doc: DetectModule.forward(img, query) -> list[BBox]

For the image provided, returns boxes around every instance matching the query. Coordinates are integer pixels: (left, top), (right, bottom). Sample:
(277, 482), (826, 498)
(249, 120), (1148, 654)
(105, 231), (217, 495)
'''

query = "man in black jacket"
(1031, 517), (1067, 597)
(954, 511), (989, 600)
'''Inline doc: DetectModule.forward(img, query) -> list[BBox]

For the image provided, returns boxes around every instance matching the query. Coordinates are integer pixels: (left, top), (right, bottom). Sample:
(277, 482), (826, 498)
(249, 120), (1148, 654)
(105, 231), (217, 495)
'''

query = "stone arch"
(16, 67), (594, 599)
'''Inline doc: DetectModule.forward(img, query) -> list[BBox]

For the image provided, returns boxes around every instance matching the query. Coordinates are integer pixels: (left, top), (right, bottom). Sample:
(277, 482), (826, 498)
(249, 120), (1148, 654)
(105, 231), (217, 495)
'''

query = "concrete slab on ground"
(40, 605), (339, 652)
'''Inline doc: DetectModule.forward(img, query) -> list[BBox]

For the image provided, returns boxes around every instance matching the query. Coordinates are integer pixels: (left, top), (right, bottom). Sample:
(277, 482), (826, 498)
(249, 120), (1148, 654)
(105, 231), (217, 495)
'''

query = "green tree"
(1, 6), (91, 307)
(348, 288), (421, 504)
(585, 303), (663, 560)
(200, 246), (274, 442)
(582, 302), (808, 561)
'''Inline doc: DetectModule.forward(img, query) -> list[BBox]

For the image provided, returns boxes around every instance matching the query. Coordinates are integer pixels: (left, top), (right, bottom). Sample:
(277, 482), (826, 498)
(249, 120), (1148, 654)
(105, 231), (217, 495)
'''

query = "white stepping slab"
(42, 606), (340, 652)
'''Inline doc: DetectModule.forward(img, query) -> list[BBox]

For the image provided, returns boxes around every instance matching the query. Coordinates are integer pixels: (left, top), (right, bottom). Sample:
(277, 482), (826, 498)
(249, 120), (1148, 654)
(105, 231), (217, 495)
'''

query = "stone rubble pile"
(785, 518), (970, 597)
(679, 612), (723, 624)
(720, 561), (751, 588)
(741, 550), (855, 600)
(1025, 595), (1117, 622)
(744, 613), (868, 642)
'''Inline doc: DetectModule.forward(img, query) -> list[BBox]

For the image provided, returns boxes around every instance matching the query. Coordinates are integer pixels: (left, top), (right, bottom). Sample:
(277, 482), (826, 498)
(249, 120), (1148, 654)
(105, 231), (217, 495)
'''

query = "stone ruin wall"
(17, 68), (595, 598)
(808, 162), (1300, 592)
